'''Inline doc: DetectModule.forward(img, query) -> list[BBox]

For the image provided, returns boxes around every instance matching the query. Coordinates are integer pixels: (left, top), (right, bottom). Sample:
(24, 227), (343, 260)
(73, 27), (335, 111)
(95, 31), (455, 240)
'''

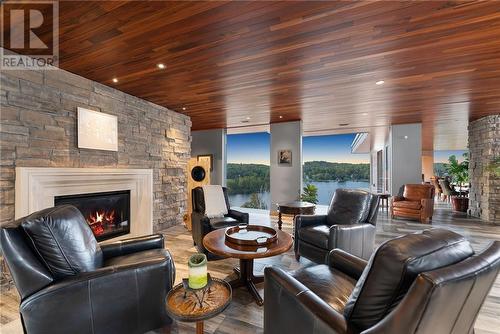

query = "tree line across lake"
(226, 161), (370, 195)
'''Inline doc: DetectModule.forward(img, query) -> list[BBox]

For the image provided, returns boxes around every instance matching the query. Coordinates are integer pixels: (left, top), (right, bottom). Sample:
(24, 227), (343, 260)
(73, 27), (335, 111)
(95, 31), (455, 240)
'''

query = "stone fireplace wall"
(0, 67), (191, 231)
(468, 115), (499, 222)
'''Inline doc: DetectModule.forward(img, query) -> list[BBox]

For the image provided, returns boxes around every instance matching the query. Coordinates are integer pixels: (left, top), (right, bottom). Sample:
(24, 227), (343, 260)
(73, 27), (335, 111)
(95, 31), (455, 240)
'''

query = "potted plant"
(445, 153), (469, 212)
(300, 184), (319, 204)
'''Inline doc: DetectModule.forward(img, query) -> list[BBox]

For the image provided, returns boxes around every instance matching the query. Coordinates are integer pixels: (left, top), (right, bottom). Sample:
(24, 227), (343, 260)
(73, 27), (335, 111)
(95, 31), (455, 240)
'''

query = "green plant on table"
(300, 183), (318, 204)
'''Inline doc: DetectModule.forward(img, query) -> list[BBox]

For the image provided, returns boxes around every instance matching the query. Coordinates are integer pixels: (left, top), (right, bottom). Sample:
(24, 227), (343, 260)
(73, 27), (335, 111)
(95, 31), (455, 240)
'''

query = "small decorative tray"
(225, 224), (277, 246)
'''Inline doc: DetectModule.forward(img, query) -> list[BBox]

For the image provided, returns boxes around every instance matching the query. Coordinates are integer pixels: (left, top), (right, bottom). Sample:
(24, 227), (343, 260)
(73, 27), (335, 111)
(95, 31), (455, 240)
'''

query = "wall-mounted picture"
(77, 107), (118, 151)
(197, 154), (213, 171)
(278, 149), (292, 165)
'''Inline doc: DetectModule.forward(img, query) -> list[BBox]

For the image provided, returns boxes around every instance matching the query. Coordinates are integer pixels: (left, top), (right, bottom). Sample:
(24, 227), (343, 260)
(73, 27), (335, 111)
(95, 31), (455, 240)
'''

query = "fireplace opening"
(54, 190), (130, 242)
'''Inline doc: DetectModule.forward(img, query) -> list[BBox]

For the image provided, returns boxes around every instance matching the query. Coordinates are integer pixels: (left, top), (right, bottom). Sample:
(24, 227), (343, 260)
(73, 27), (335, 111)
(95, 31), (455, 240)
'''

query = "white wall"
(191, 129), (226, 186)
(270, 121), (303, 210)
(389, 123), (422, 195)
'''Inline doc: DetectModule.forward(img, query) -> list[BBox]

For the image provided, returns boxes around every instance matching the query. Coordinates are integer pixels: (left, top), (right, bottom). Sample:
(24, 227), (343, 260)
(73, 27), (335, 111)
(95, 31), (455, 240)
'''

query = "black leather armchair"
(191, 186), (249, 259)
(0, 205), (175, 334)
(295, 189), (379, 263)
(265, 228), (500, 334)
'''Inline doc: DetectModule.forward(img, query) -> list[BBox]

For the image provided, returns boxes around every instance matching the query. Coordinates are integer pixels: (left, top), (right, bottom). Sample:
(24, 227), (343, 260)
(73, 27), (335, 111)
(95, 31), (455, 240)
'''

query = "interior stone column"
(468, 115), (500, 222)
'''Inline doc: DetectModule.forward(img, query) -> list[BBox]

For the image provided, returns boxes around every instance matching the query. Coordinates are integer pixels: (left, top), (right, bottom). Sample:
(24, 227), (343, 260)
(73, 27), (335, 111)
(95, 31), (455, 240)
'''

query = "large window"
(226, 132), (270, 209)
(434, 150), (468, 177)
(302, 134), (370, 205)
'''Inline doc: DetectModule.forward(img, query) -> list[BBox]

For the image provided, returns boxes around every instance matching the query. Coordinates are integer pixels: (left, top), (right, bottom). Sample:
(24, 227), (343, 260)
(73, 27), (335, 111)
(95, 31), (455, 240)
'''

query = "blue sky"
(227, 132), (369, 164)
(434, 150), (468, 163)
(303, 134), (369, 163)
(227, 132), (270, 164)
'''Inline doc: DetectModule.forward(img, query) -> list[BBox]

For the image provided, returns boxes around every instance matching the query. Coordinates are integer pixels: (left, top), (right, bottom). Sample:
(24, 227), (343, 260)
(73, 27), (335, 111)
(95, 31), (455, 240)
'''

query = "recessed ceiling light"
(157, 63), (166, 69)
(375, 80), (385, 85)
(362, 113), (368, 116)
(112, 78), (118, 83)
(246, 117), (251, 120)
(339, 123), (349, 126)
(182, 107), (186, 111)
(404, 135), (409, 139)
(279, 116), (283, 119)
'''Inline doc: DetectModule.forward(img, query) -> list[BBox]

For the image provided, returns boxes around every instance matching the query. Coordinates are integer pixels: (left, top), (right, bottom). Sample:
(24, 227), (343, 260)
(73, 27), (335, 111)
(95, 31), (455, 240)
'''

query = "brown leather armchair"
(390, 184), (434, 224)
(264, 228), (500, 334)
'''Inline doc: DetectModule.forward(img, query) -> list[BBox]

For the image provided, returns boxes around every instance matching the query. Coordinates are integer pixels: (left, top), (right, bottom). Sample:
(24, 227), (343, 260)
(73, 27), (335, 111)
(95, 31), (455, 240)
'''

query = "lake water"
(228, 180), (370, 208)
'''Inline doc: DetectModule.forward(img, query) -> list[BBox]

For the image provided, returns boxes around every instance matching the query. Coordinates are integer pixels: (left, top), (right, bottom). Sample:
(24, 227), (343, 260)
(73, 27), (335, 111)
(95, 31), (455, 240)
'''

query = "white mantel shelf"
(15, 167), (153, 242)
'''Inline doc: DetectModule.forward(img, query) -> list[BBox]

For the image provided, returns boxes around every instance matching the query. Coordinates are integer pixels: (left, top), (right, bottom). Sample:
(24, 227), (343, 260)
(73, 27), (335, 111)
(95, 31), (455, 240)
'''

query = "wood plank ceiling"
(3, 1), (500, 150)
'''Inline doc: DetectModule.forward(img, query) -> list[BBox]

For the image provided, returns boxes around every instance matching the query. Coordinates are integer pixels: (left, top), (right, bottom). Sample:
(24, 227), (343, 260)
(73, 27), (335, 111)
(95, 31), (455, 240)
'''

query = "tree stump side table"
(166, 277), (231, 334)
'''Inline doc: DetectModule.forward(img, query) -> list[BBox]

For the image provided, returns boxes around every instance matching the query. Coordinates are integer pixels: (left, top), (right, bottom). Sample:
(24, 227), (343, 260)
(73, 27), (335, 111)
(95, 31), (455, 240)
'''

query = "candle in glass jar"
(188, 253), (207, 289)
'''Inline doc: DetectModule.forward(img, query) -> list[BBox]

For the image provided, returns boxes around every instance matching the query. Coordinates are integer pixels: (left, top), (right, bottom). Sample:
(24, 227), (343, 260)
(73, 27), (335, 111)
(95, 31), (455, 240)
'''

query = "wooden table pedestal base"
(227, 259), (264, 306)
(196, 321), (203, 334)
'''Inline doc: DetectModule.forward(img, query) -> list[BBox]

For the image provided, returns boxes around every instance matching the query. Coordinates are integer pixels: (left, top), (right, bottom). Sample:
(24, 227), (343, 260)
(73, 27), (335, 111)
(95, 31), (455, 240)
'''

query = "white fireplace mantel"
(15, 167), (153, 242)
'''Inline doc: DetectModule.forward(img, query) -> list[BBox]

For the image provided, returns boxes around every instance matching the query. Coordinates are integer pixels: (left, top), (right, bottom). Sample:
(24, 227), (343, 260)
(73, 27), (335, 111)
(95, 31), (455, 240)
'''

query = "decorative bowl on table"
(225, 224), (277, 246)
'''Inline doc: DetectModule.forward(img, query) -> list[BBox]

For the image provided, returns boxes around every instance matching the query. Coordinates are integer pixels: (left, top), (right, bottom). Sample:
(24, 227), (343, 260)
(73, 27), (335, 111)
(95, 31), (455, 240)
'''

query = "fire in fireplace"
(54, 190), (130, 241)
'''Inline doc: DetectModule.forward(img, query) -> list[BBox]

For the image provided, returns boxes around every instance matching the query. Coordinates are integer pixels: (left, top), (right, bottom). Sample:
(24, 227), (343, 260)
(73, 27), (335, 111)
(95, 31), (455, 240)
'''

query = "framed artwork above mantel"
(77, 107), (118, 151)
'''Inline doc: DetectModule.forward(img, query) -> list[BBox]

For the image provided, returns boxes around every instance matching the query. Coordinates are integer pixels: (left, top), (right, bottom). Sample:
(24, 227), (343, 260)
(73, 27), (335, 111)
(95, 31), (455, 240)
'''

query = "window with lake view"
(226, 132), (270, 209)
(303, 134), (370, 205)
(226, 132), (371, 209)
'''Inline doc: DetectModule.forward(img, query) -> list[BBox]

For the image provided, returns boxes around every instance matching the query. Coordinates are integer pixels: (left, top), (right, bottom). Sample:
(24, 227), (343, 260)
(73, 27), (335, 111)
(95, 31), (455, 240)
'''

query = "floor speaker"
(185, 157), (211, 230)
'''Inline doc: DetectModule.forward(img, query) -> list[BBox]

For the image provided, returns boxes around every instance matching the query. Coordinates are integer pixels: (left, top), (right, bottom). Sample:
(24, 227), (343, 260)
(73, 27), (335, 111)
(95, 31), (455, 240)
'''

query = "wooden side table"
(166, 277), (231, 334)
(203, 228), (293, 306)
(276, 201), (316, 230)
(377, 193), (390, 210)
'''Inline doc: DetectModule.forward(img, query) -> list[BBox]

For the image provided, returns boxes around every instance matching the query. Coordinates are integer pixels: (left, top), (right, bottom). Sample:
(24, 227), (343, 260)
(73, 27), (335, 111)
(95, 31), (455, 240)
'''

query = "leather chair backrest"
(343, 228), (474, 332)
(403, 184), (434, 201)
(363, 241), (500, 334)
(16, 205), (103, 280)
(431, 177), (442, 192)
(0, 223), (54, 299)
(326, 189), (373, 226)
(192, 186), (230, 214)
(439, 179), (454, 195)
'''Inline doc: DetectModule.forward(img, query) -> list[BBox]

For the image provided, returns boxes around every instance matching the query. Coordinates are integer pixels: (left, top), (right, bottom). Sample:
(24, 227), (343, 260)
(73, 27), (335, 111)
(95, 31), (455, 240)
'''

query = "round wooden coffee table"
(203, 227), (293, 306)
(166, 277), (231, 334)
(277, 201), (316, 230)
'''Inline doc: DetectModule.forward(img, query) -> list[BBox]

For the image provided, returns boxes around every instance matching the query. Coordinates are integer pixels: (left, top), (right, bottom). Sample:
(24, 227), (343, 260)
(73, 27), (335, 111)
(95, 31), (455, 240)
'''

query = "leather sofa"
(191, 186), (249, 259)
(265, 228), (500, 334)
(390, 184), (434, 224)
(294, 189), (379, 263)
(0, 205), (175, 334)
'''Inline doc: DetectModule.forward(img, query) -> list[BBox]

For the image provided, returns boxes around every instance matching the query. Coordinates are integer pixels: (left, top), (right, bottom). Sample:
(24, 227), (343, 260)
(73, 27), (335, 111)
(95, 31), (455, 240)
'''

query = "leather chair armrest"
(421, 198), (434, 212)
(329, 224), (376, 260)
(295, 215), (327, 229)
(295, 215), (328, 244)
(328, 249), (368, 280)
(227, 209), (249, 225)
(20, 254), (175, 334)
(391, 196), (405, 203)
(264, 266), (347, 334)
(191, 211), (212, 247)
(101, 233), (164, 259)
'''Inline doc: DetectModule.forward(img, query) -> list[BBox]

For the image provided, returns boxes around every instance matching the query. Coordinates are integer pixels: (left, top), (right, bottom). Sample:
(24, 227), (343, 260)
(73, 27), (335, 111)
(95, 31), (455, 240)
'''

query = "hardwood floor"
(1, 202), (499, 334)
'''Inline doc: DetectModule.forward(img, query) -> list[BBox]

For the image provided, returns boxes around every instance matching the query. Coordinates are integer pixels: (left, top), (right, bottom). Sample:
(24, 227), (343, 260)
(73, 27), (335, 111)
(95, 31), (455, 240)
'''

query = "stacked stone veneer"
(0, 67), (191, 231)
(468, 115), (499, 223)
